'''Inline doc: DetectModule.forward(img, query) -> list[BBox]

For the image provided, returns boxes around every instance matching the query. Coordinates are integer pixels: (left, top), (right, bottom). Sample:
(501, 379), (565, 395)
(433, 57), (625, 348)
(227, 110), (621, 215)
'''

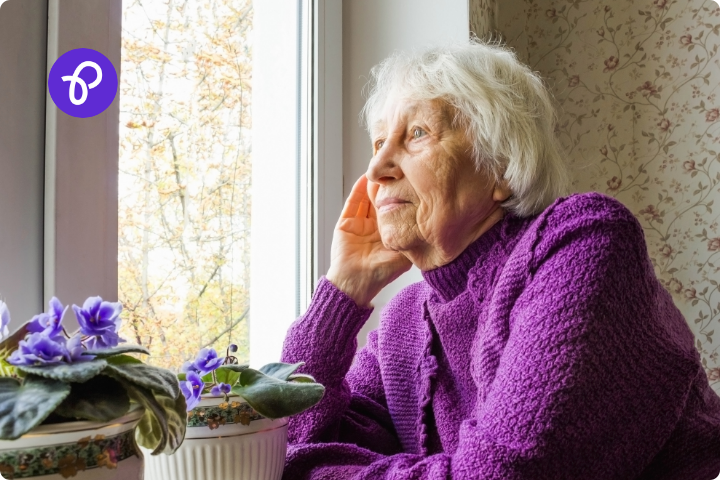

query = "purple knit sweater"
(280, 192), (720, 479)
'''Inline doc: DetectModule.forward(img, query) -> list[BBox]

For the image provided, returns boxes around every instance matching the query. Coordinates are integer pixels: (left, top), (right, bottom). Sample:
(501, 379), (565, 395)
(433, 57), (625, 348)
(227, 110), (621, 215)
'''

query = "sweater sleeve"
(281, 196), (701, 480)
(280, 276), (402, 455)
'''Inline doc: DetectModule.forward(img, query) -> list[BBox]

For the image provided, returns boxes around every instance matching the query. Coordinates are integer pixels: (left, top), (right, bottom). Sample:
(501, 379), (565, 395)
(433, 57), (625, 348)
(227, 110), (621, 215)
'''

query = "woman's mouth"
(375, 197), (410, 213)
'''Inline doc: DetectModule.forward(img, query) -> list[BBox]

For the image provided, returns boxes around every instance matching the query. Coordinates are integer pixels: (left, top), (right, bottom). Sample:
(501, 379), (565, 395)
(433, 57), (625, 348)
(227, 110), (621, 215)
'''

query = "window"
(0, 0), (341, 370)
(117, 0), (326, 370)
(118, 0), (254, 369)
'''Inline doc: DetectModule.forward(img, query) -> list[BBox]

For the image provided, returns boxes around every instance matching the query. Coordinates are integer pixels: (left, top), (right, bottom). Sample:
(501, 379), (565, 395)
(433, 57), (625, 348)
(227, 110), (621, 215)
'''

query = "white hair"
(361, 39), (572, 218)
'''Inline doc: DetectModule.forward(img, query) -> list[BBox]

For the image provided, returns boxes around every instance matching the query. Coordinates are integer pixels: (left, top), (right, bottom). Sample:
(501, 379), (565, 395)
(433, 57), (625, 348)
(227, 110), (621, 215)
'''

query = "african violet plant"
(179, 345), (325, 419)
(0, 297), (186, 455)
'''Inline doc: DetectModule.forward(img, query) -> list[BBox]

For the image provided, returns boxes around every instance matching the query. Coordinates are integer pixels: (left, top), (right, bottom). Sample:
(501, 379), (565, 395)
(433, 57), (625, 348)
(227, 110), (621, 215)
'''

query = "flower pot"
(143, 395), (288, 480)
(0, 407), (144, 479)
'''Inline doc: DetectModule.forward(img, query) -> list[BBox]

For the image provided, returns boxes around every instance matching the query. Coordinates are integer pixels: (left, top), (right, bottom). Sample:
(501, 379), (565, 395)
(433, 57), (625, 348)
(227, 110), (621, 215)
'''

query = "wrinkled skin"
(327, 96), (512, 307)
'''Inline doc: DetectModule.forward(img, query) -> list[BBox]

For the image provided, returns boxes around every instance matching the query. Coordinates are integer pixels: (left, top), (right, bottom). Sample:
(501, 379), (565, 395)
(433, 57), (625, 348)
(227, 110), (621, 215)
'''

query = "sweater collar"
(421, 212), (510, 302)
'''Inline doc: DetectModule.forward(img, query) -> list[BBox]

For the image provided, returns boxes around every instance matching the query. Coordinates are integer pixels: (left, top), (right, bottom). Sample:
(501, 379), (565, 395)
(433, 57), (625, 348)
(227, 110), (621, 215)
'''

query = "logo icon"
(62, 61), (103, 105)
(48, 48), (118, 118)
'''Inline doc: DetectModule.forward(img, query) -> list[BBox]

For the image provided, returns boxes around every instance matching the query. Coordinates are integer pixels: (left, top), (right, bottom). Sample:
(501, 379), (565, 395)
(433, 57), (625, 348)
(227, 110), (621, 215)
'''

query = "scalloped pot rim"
(197, 392), (244, 407)
(185, 394), (288, 439)
(0, 406), (144, 451)
(3, 405), (144, 438)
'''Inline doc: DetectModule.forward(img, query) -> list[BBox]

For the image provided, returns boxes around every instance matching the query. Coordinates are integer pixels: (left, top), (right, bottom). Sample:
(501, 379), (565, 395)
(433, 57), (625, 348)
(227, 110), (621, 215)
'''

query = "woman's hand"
(326, 175), (412, 308)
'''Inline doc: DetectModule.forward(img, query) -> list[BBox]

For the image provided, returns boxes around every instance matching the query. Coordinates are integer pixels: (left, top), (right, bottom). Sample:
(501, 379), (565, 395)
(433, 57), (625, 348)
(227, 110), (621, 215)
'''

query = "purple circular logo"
(48, 48), (118, 118)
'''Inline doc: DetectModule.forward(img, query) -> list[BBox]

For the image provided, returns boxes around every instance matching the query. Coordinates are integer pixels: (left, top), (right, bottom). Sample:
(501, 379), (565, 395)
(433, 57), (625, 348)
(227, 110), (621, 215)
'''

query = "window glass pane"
(119, 0), (253, 369)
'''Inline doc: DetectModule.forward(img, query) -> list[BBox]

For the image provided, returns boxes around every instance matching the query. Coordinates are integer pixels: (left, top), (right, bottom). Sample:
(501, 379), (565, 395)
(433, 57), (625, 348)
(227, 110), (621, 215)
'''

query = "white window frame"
(0, 0), (48, 327)
(242, 0), (344, 368)
(310, 0), (343, 305)
(44, 0), (122, 333)
(44, 0), (343, 365)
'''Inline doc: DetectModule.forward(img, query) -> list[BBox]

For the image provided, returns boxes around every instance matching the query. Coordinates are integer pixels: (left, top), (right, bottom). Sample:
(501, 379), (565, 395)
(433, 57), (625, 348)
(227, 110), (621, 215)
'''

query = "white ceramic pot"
(143, 395), (288, 480)
(0, 407), (144, 479)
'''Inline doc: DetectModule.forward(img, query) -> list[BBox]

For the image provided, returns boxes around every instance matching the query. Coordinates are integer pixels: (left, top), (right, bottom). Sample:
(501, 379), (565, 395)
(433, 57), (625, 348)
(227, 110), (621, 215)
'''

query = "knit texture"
(280, 192), (720, 480)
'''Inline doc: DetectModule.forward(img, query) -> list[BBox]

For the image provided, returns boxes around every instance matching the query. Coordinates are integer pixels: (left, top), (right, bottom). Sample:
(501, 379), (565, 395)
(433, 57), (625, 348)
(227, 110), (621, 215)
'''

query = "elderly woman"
(280, 41), (720, 479)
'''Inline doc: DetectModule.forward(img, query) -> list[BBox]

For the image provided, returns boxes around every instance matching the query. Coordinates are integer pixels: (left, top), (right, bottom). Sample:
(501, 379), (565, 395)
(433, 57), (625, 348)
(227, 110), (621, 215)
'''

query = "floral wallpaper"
(469, 0), (497, 39)
(471, 0), (720, 394)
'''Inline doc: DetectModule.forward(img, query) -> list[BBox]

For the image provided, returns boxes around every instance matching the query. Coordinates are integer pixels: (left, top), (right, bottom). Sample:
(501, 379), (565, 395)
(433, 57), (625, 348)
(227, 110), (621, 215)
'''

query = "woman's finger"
(366, 180), (379, 219)
(356, 200), (370, 218)
(367, 201), (377, 219)
(340, 175), (370, 218)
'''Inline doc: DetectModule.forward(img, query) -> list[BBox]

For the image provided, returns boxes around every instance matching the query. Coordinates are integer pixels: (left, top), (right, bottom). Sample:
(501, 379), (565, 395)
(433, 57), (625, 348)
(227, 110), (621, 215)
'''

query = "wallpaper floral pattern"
(469, 0), (497, 40)
(471, 0), (720, 394)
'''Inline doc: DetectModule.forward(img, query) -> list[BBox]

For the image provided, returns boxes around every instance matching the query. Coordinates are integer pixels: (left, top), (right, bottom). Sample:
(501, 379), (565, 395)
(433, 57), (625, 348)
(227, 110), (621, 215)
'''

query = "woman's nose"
(366, 141), (403, 184)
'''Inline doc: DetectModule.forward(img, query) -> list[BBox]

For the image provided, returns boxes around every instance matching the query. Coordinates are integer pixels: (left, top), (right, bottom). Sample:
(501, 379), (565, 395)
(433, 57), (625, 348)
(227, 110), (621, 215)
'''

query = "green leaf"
(18, 359), (108, 383)
(124, 382), (186, 455)
(197, 364), (249, 384)
(232, 368), (324, 419)
(106, 354), (143, 365)
(288, 373), (317, 383)
(215, 366), (241, 386)
(83, 345), (150, 358)
(160, 393), (186, 453)
(257, 362), (304, 382)
(0, 376), (71, 440)
(218, 363), (249, 372)
(54, 375), (130, 422)
(0, 324), (29, 356)
(134, 393), (164, 453)
(0, 324), (30, 376)
(104, 362), (180, 400)
(0, 359), (17, 378)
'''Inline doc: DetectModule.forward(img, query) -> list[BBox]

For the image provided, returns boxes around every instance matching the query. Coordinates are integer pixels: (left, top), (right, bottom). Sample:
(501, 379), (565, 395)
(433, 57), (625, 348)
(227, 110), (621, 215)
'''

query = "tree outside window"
(119, 0), (253, 370)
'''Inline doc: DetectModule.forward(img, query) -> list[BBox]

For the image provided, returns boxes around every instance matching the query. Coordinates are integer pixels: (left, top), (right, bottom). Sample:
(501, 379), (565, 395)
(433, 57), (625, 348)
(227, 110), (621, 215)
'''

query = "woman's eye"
(413, 128), (426, 139)
(376, 140), (385, 150)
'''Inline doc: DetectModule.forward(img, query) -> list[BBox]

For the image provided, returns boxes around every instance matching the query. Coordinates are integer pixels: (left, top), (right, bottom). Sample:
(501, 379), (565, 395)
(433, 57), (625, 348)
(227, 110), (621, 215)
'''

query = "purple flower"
(65, 333), (94, 363)
(210, 383), (232, 396)
(7, 332), (67, 366)
(187, 348), (224, 376)
(0, 300), (10, 338)
(27, 297), (66, 339)
(180, 371), (204, 411)
(180, 361), (197, 374)
(72, 296), (125, 349)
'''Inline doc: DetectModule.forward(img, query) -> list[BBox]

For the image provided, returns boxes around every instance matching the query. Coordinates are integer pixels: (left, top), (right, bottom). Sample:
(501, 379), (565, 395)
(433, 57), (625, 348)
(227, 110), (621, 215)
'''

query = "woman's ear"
(493, 179), (513, 203)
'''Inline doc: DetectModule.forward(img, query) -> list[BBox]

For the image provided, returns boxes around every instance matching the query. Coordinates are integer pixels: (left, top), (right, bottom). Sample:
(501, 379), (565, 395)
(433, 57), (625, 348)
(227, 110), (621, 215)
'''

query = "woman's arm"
(281, 276), (402, 455)
(281, 196), (701, 479)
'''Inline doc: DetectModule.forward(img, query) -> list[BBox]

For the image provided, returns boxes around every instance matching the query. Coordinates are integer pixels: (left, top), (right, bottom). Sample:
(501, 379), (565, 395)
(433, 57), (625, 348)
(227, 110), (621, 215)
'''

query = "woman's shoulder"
(541, 191), (640, 226)
(522, 191), (648, 270)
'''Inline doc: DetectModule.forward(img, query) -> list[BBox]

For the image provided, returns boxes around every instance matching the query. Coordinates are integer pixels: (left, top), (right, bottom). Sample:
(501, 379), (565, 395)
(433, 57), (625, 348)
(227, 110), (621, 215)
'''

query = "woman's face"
(366, 96), (512, 270)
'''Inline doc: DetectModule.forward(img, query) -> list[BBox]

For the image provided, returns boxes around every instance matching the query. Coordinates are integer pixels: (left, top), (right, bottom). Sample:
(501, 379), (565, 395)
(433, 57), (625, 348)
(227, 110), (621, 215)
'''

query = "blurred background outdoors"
(118, 0), (253, 369)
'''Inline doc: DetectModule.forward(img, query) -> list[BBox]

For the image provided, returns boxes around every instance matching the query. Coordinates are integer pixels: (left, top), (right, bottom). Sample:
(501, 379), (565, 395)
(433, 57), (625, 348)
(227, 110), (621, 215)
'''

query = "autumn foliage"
(118, 0), (253, 370)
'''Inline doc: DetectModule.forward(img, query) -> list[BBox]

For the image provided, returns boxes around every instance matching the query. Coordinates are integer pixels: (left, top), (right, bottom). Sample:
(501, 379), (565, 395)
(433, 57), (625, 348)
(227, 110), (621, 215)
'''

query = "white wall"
(342, 0), (470, 348)
(0, 0), (47, 327)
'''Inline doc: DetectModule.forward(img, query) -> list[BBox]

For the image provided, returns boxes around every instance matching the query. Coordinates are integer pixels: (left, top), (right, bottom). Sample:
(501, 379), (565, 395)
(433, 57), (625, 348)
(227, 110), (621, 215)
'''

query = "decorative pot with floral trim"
(0, 407), (144, 479)
(142, 346), (325, 480)
(0, 297), (187, 479)
(143, 395), (288, 480)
